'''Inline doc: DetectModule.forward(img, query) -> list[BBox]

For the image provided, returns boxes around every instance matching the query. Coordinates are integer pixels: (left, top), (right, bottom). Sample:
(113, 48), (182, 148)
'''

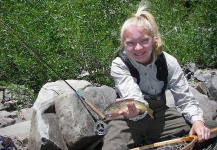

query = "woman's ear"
(121, 41), (124, 47)
(151, 36), (158, 46)
(152, 36), (158, 51)
(153, 36), (157, 42)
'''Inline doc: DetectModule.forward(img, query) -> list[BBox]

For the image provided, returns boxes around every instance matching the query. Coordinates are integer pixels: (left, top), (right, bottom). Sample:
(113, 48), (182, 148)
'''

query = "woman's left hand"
(189, 120), (210, 142)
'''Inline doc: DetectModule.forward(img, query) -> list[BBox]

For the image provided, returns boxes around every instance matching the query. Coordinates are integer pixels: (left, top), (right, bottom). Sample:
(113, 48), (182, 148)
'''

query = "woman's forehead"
(123, 26), (150, 39)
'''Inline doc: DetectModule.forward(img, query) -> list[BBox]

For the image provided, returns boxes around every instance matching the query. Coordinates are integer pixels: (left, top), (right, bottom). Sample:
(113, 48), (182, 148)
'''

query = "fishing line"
(0, 19), (106, 135)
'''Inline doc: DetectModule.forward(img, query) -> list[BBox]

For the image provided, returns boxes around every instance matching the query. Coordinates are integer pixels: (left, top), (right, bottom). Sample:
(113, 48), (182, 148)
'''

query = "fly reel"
(94, 120), (106, 135)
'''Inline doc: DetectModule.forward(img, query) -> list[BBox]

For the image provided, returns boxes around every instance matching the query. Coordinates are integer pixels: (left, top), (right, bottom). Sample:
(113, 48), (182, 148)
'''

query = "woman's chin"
(135, 58), (151, 65)
(135, 59), (146, 64)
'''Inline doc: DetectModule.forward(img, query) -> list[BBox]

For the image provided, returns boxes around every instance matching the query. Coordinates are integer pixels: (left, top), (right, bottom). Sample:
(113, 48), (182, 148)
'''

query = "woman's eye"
(141, 38), (149, 43)
(126, 42), (134, 46)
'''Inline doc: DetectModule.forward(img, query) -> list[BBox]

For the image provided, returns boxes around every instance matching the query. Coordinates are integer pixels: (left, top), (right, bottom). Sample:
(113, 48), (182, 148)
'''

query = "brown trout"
(104, 99), (154, 119)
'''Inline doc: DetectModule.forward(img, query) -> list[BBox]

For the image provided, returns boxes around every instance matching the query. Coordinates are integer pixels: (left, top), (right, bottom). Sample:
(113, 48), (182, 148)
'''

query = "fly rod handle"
(131, 127), (217, 150)
(84, 99), (105, 119)
(210, 127), (217, 134)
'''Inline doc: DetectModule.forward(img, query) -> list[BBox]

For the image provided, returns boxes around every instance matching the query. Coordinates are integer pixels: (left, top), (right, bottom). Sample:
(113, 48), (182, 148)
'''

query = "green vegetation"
(0, 0), (216, 101)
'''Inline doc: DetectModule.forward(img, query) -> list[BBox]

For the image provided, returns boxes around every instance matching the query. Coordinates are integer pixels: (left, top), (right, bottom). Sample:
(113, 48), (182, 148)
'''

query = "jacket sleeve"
(166, 54), (204, 124)
(110, 57), (149, 106)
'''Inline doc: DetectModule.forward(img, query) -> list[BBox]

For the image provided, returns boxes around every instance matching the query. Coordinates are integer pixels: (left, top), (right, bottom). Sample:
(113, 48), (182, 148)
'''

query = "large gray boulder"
(207, 75), (217, 101)
(166, 86), (217, 120)
(27, 80), (116, 150)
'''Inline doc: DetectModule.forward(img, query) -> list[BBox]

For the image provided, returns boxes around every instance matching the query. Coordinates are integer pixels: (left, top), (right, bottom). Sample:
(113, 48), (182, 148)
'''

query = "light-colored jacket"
(111, 51), (204, 124)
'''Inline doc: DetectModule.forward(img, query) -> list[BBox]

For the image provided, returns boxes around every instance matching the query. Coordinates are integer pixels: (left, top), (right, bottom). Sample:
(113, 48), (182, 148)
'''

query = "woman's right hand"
(108, 99), (140, 118)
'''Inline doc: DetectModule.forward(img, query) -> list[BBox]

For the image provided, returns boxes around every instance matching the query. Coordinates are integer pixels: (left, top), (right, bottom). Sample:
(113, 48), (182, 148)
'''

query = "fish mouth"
(104, 114), (110, 118)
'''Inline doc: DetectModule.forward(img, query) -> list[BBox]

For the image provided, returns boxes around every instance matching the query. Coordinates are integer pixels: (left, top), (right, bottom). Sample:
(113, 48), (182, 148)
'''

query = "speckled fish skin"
(104, 99), (154, 119)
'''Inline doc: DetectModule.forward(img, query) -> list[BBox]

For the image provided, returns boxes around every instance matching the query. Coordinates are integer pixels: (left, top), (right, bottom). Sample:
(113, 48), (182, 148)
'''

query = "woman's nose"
(135, 43), (143, 50)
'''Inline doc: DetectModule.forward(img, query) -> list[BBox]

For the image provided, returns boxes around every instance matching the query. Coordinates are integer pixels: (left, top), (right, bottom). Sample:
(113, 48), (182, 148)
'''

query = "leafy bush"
(149, 0), (217, 66)
(0, 0), (216, 101)
(0, 0), (138, 91)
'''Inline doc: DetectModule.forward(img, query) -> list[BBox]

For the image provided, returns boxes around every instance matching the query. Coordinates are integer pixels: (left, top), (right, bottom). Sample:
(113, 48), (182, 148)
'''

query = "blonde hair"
(120, 1), (163, 55)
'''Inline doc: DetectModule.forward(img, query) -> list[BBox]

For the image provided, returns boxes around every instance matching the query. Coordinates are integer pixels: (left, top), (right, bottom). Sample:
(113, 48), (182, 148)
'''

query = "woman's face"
(123, 26), (155, 65)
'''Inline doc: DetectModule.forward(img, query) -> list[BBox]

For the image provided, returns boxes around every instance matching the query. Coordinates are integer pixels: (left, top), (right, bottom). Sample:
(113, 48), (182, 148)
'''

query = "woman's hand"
(189, 120), (210, 142)
(108, 99), (140, 118)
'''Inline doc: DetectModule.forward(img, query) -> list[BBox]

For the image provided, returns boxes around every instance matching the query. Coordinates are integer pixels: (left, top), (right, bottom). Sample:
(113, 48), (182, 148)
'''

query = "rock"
(0, 86), (6, 91)
(0, 120), (31, 150)
(55, 85), (116, 149)
(27, 80), (88, 150)
(0, 120), (31, 139)
(28, 102), (68, 150)
(0, 110), (17, 128)
(0, 107), (33, 129)
(190, 87), (216, 120)
(0, 91), (3, 100)
(166, 86), (216, 120)
(183, 63), (197, 80)
(196, 82), (208, 95)
(0, 115), (16, 128)
(207, 76), (217, 100)
(194, 70), (206, 82)
(16, 107), (33, 123)
(27, 80), (116, 150)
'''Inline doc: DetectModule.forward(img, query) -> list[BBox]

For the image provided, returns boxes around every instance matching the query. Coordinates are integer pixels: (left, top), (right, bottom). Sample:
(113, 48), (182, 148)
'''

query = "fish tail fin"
(150, 113), (154, 119)
(148, 108), (155, 119)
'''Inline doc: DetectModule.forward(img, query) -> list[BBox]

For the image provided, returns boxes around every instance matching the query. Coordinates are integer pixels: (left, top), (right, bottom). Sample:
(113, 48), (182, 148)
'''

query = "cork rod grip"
(84, 99), (105, 119)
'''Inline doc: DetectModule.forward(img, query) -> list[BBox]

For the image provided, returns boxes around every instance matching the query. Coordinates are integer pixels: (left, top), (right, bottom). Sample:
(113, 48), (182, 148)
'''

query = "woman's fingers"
(108, 102), (140, 118)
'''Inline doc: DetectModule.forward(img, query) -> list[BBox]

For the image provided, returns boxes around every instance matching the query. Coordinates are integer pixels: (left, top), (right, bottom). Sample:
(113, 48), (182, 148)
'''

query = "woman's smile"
(134, 51), (146, 56)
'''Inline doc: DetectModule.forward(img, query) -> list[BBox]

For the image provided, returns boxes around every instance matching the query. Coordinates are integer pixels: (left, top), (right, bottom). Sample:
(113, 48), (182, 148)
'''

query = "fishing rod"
(0, 19), (106, 135)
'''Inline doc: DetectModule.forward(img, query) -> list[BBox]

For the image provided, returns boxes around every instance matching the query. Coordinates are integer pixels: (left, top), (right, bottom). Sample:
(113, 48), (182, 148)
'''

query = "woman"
(102, 2), (217, 150)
